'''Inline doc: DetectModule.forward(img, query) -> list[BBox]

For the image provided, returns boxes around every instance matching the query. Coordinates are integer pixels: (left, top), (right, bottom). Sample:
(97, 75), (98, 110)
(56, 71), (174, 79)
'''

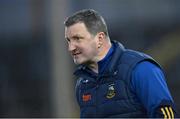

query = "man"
(64, 9), (178, 118)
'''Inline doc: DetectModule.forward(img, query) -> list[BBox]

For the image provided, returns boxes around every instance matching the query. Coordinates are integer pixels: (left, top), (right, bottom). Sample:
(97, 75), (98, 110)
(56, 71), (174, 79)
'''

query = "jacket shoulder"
(120, 49), (160, 68)
(115, 49), (161, 85)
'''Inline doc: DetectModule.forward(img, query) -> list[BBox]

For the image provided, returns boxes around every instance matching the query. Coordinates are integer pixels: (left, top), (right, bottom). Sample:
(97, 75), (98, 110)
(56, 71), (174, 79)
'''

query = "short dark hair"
(64, 9), (109, 37)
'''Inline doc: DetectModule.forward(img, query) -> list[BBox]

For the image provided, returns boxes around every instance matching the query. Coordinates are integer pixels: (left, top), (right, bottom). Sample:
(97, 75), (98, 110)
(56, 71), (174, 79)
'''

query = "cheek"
(85, 44), (98, 56)
(79, 40), (98, 57)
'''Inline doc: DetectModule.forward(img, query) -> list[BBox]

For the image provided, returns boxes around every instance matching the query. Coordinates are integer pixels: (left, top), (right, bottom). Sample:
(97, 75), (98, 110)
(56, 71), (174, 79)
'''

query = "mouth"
(72, 52), (81, 57)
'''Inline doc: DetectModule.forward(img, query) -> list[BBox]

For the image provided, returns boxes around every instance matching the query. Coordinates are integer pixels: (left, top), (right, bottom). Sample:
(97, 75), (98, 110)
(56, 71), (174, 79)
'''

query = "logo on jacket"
(82, 94), (91, 102)
(106, 84), (116, 99)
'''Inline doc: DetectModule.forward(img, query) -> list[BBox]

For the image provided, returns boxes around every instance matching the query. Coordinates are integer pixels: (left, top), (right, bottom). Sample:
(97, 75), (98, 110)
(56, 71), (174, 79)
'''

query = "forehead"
(65, 22), (90, 37)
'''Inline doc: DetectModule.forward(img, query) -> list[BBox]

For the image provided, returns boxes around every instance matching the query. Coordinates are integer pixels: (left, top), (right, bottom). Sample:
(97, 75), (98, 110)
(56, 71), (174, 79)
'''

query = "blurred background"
(0, 0), (179, 117)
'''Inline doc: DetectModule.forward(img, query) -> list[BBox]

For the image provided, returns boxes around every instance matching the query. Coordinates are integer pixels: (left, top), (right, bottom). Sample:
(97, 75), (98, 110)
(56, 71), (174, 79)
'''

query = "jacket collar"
(74, 40), (125, 77)
(102, 40), (125, 76)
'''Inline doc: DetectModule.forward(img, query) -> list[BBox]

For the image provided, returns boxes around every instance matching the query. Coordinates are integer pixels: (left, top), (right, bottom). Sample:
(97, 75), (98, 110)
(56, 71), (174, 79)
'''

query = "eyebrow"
(71, 34), (84, 39)
(72, 35), (82, 38)
(65, 34), (84, 42)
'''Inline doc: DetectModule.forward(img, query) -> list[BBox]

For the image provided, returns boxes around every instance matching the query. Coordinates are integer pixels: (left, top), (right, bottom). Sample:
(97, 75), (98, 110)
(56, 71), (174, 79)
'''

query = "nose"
(68, 42), (76, 52)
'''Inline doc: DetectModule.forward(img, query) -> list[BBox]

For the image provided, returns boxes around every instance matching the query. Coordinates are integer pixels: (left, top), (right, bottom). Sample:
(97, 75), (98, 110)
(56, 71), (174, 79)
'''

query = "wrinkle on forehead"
(65, 23), (90, 39)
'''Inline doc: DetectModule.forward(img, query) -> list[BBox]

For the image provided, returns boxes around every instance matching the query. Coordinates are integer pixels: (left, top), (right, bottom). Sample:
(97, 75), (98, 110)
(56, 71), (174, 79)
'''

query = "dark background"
(0, 0), (179, 117)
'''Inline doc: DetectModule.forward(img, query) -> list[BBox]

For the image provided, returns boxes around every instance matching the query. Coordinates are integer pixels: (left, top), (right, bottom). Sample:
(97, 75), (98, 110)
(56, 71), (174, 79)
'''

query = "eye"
(73, 36), (84, 42)
(74, 36), (80, 41)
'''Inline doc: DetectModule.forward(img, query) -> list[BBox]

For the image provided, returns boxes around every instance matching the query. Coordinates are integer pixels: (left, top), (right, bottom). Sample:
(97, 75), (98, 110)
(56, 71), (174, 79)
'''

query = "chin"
(74, 59), (88, 65)
(74, 59), (83, 65)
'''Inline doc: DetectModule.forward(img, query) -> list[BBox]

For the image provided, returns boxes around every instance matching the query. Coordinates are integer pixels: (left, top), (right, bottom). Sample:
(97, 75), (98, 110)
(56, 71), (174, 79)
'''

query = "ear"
(97, 32), (105, 48)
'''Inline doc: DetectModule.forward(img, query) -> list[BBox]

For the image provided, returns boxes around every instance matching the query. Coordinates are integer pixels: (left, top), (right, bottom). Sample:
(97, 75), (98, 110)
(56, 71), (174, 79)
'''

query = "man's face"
(65, 22), (99, 65)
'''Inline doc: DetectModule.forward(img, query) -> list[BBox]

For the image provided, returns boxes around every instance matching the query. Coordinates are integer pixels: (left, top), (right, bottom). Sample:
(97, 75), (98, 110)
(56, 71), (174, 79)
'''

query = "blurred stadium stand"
(0, 0), (179, 117)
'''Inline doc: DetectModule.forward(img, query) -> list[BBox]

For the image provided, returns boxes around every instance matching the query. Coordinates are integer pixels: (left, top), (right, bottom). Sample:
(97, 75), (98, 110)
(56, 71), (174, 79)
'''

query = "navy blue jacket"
(74, 40), (174, 118)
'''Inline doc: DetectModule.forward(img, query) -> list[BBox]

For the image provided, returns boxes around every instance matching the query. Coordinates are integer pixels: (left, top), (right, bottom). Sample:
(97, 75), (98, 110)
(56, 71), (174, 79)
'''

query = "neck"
(87, 40), (112, 73)
(98, 40), (112, 61)
(87, 62), (99, 73)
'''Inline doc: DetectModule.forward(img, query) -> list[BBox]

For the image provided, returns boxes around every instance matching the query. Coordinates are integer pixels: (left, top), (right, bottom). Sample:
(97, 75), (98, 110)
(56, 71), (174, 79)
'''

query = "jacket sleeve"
(131, 61), (179, 118)
(152, 100), (179, 118)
